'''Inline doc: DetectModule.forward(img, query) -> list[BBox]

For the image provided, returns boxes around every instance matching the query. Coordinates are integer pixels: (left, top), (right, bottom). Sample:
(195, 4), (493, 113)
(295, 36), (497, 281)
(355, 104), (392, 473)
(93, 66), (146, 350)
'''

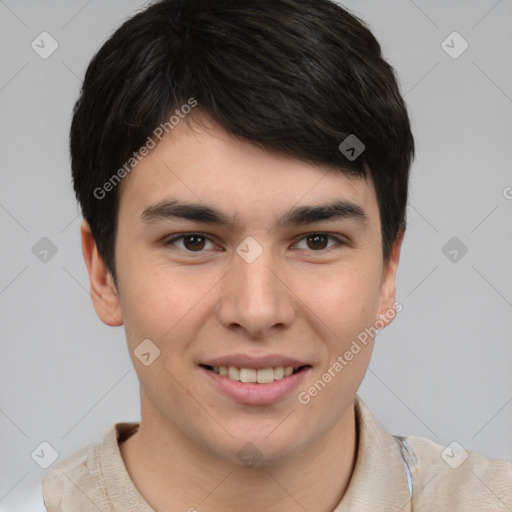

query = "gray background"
(1, 0), (511, 505)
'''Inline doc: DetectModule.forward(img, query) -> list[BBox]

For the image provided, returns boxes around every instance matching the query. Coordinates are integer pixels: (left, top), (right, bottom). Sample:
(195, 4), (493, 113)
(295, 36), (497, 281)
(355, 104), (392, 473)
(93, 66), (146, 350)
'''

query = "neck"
(120, 400), (358, 512)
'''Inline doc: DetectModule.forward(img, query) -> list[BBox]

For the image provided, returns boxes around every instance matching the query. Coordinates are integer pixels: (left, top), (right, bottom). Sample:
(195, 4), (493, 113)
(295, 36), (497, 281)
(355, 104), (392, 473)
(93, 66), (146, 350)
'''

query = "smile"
(201, 365), (309, 383)
(199, 363), (312, 405)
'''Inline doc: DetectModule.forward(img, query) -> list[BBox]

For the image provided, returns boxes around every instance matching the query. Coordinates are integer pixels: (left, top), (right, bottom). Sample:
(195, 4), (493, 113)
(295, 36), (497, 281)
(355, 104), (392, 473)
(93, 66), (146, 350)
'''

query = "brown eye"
(165, 234), (214, 252)
(293, 233), (344, 252)
(182, 234), (206, 251)
(306, 234), (329, 250)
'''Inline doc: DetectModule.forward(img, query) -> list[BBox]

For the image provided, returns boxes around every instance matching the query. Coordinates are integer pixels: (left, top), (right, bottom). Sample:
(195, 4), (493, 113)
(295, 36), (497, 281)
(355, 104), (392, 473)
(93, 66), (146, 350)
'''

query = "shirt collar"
(334, 395), (412, 512)
(102, 395), (412, 512)
(100, 421), (154, 511)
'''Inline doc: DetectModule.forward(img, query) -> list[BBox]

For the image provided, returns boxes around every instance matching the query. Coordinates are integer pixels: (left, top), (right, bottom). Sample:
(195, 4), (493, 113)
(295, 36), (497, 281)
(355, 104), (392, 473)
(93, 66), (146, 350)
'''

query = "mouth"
(200, 364), (311, 384)
(200, 362), (312, 405)
(198, 355), (313, 405)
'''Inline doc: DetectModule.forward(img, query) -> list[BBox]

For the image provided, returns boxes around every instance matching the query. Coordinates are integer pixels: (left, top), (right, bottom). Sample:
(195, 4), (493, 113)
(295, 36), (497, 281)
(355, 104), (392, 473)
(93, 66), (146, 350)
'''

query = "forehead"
(117, 116), (379, 228)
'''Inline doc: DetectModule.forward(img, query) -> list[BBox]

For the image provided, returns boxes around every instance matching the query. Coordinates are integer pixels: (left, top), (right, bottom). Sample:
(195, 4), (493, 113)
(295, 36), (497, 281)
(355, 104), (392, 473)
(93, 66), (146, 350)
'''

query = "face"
(84, 114), (402, 467)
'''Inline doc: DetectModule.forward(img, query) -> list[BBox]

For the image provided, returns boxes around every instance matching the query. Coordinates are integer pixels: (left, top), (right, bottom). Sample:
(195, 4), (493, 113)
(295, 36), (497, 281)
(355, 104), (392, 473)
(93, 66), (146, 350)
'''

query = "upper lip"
(200, 354), (311, 370)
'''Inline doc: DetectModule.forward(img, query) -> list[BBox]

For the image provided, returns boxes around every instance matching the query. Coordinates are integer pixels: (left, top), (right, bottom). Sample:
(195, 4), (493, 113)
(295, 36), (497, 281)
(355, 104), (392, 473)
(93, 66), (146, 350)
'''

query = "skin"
(81, 113), (403, 512)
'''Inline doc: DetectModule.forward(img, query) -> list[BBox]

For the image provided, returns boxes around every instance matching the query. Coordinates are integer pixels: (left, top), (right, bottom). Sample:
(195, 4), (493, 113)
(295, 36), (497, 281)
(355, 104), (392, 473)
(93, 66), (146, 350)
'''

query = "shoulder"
(40, 440), (100, 511)
(39, 423), (139, 511)
(398, 434), (512, 510)
(41, 442), (93, 487)
(0, 483), (47, 512)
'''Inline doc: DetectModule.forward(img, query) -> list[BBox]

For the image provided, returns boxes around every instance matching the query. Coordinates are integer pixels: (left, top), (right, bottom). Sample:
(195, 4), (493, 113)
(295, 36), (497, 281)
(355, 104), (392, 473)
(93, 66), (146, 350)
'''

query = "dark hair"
(70, 0), (414, 279)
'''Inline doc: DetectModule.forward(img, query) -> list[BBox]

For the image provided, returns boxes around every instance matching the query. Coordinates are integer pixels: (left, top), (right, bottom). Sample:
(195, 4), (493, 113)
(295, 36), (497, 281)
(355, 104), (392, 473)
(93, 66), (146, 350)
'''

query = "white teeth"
(257, 368), (274, 384)
(210, 365), (303, 383)
(228, 366), (240, 380)
(240, 368), (257, 383)
(273, 367), (284, 380)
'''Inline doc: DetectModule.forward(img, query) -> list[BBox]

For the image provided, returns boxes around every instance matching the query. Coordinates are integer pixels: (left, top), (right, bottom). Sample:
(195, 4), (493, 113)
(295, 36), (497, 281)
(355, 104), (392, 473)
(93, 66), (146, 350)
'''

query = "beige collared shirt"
(40, 396), (512, 511)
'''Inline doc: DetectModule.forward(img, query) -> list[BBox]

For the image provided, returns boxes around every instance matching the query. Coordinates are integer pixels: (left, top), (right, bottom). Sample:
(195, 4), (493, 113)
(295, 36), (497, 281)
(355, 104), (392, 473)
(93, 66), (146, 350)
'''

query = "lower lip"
(200, 366), (311, 405)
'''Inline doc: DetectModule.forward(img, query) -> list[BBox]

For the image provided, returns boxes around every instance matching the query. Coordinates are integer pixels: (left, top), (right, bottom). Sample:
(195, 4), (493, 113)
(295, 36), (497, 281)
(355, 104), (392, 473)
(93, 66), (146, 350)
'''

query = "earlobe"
(80, 220), (123, 327)
(376, 231), (404, 328)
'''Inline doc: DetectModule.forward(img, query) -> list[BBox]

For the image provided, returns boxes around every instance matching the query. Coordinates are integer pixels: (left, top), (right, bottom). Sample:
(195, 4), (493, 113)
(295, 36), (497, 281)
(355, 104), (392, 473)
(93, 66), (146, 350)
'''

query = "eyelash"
(163, 232), (346, 254)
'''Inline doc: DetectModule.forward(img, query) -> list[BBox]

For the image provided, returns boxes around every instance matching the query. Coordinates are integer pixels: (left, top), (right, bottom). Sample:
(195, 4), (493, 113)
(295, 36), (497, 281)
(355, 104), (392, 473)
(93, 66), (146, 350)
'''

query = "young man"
(20, 0), (512, 510)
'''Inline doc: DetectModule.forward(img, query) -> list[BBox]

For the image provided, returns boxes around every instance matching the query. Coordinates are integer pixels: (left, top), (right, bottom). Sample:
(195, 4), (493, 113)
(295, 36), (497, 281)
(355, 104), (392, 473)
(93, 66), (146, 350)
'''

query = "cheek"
(117, 269), (204, 414)
(117, 247), (183, 322)
(118, 262), (218, 357)
(316, 264), (381, 394)
(305, 263), (382, 334)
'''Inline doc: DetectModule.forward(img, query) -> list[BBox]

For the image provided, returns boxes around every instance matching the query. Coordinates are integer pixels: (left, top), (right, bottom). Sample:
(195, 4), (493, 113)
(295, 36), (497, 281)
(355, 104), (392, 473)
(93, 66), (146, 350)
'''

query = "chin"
(219, 429), (307, 469)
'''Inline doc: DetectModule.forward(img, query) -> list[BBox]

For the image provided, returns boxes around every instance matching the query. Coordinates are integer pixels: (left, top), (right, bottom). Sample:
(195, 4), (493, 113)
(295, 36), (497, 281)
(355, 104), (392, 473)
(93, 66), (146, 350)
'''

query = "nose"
(215, 245), (296, 339)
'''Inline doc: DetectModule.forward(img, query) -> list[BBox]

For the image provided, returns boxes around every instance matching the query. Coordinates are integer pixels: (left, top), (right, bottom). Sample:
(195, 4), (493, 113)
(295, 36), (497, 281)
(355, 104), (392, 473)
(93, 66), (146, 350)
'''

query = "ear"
(81, 220), (123, 327)
(375, 230), (404, 328)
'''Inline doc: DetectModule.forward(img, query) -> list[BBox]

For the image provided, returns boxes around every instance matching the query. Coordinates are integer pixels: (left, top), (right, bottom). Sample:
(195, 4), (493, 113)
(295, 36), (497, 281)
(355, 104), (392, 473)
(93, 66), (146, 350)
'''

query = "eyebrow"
(140, 198), (369, 231)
